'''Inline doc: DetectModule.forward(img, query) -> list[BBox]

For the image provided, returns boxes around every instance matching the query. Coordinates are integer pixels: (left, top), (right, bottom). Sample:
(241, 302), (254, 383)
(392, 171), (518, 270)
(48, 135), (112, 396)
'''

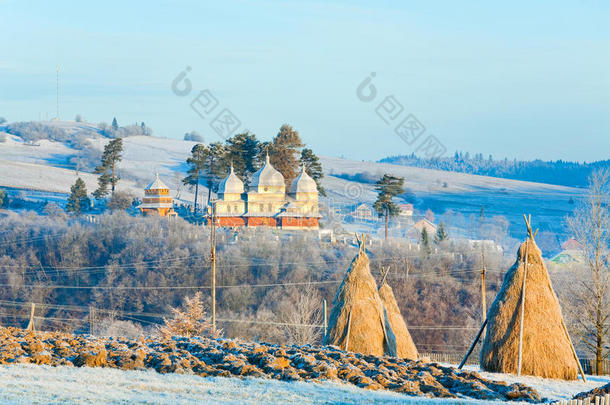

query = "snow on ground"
(459, 364), (610, 402)
(0, 364), (521, 405)
(0, 160), (139, 196)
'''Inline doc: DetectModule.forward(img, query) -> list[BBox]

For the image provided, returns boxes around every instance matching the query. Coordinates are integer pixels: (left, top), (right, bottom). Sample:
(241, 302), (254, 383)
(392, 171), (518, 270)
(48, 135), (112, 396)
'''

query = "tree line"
(380, 152), (610, 188)
(182, 124), (325, 213)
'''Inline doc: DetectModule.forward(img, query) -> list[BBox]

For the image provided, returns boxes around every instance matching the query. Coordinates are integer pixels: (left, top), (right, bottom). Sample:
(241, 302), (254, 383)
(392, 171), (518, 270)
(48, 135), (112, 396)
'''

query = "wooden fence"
(551, 394), (610, 405)
(420, 352), (610, 375)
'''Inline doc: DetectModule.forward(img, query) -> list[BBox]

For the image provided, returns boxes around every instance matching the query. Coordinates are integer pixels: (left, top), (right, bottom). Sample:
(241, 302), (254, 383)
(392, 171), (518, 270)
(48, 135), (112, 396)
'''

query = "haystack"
(324, 240), (397, 357)
(480, 239), (579, 379)
(379, 281), (419, 360)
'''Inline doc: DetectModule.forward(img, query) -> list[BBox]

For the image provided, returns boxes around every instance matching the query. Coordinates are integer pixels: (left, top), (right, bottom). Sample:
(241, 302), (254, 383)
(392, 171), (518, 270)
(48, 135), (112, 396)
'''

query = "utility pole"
(210, 201), (217, 333)
(481, 244), (487, 323)
(323, 299), (327, 340)
(89, 305), (95, 335)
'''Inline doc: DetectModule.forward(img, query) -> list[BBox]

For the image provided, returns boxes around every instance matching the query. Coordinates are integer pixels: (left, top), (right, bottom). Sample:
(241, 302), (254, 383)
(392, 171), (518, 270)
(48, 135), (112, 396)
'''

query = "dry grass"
(324, 249), (396, 356)
(480, 240), (579, 379)
(379, 281), (419, 360)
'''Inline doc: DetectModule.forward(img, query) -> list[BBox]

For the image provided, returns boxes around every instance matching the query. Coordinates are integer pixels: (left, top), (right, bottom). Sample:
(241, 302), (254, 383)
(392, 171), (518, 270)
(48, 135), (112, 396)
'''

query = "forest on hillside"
(380, 152), (610, 188)
(0, 211), (513, 353)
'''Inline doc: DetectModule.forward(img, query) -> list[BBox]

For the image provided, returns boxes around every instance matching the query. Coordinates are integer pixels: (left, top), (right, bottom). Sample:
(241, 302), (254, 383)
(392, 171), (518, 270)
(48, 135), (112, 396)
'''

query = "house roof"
(145, 173), (169, 191)
(561, 238), (583, 251)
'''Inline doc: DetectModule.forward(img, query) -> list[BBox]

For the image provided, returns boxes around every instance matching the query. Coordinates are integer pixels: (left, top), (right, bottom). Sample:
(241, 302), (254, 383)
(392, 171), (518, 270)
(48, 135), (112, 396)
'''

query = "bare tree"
(567, 168), (610, 375)
(280, 284), (323, 346)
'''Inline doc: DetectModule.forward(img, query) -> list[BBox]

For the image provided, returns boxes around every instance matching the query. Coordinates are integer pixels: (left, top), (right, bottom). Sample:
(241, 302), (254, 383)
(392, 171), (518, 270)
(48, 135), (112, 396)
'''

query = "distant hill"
(0, 120), (587, 249)
(379, 153), (610, 188)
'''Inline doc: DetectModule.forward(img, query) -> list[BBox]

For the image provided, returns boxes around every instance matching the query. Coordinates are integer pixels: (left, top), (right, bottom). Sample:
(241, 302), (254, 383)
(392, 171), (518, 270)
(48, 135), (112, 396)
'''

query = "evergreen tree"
(93, 138), (123, 199)
(111, 117), (119, 131)
(205, 142), (229, 205)
(182, 143), (210, 214)
(373, 174), (405, 240)
(269, 124), (303, 186)
(225, 132), (260, 185)
(421, 228), (430, 254)
(434, 221), (448, 243)
(300, 148), (326, 196)
(66, 178), (90, 214)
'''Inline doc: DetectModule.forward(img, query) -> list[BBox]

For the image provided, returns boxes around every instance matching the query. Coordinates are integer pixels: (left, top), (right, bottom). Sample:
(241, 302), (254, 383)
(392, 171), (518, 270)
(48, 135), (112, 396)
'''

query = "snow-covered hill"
(0, 120), (585, 241)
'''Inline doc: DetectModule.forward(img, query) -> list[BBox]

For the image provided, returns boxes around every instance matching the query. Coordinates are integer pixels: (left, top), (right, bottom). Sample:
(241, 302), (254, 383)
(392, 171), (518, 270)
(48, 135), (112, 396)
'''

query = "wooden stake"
(559, 310), (587, 382)
(459, 319), (487, 369)
(481, 244), (487, 323)
(26, 303), (36, 331)
(344, 310), (352, 351)
(517, 234), (530, 374)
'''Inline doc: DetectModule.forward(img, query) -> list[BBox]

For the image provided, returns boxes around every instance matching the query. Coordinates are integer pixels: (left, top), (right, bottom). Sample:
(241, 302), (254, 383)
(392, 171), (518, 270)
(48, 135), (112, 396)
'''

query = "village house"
(352, 203), (373, 220)
(413, 218), (437, 235)
(397, 203), (414, 217)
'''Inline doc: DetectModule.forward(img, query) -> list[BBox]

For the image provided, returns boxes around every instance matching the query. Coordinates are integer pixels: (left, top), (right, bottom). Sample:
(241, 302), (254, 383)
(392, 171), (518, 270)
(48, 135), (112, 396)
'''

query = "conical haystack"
(324, 243), (396, 357)
(379, 281), (419, 360)
(480, 239), (579, 379)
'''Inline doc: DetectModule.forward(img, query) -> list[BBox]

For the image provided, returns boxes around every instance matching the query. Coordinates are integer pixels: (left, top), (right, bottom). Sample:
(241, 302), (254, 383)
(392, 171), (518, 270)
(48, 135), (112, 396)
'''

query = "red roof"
(561, 238), (583, 251)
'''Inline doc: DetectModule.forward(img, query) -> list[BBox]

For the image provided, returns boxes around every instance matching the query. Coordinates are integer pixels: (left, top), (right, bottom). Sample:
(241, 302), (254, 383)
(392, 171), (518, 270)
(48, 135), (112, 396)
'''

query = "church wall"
(280, 217), (319, 229)
(246, 217), (277, 227)
(217, 217), (246, 227)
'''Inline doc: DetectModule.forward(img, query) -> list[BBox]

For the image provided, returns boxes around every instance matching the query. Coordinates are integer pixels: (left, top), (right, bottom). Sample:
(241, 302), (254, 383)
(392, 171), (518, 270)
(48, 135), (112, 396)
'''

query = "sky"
(1, 0), (608, 162)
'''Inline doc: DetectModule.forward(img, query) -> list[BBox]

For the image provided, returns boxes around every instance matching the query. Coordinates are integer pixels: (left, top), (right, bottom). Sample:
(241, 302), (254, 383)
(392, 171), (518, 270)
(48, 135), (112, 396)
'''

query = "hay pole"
(458, 318), (487, 369)
(344, 310), (352, 351)
(560, 317), (587, 382)
(517, 214), (533, 376)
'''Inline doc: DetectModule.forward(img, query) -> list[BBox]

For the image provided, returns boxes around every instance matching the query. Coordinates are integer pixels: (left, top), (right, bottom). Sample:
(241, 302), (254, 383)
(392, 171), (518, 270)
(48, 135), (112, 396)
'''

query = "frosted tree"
(567, 169), (610, 374)
(158, 292), (221, 340)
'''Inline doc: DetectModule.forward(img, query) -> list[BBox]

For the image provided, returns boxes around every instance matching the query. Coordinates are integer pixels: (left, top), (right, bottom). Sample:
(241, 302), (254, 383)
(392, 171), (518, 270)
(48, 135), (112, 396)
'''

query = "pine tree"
(421, 228), (430, 254)
(300, 148), (326, 196)
(269, 124), (303, 186)
(373, 174), (405, 240)
(205, 142), (229, 205)
(182, 143), (210, 214)
(66, 178), (90, 214)
(434, 221), (448, 243)
(111, 117), (119, 131)
(225, 132), (260, 185)
(93, 138), (123, 199)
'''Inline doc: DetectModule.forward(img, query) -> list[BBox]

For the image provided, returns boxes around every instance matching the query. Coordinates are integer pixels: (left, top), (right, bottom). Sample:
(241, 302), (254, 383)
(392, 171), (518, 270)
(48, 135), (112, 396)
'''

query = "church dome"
(218, 165), (244, 194)
(290, 165), (318, 194)
(250, 154), (284, 189)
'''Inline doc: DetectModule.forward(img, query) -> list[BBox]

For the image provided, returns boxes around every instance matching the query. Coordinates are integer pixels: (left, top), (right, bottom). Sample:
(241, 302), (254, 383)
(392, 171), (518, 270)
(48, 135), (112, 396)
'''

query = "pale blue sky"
(1, 0), (608, 161)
